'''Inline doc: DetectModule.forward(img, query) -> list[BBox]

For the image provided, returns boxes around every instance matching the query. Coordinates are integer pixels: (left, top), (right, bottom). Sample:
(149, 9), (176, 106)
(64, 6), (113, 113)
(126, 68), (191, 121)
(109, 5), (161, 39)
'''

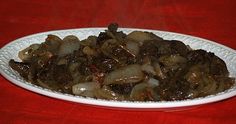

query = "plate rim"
(0, 27), (236, 109)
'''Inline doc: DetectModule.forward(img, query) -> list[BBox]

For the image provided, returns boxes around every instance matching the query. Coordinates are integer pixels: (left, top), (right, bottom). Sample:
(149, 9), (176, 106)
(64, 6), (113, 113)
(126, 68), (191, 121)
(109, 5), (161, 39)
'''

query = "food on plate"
(9, 23), (235, 101)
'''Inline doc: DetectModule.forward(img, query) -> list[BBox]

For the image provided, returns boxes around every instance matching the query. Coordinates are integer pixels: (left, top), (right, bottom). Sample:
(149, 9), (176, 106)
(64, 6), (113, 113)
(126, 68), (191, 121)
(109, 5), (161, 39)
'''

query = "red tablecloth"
(0, 0), (236, 123)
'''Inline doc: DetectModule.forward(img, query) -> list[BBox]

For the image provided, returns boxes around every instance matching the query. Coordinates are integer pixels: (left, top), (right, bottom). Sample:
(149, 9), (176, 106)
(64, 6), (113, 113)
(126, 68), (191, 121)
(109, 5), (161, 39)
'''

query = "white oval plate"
(0, 28), (236, 109)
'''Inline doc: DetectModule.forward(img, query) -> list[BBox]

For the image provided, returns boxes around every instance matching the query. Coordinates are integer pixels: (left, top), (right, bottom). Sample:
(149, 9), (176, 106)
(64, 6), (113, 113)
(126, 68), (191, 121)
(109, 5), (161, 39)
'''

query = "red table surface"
(0, 0), (236, 124)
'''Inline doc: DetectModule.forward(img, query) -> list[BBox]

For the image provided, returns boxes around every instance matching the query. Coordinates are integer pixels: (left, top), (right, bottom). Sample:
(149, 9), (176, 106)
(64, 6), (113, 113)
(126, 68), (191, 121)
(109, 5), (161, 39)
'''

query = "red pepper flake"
(89, 64), (100, 73)
(93, 72), (105, 84)
(89, 64), (105, 84)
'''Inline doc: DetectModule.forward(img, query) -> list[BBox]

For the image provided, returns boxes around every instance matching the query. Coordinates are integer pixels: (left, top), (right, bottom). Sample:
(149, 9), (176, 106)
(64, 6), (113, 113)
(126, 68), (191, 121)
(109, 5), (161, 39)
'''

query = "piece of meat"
(170, 40), (190, 56)
(108, 83), (136, 95)
(93, 56), (118, 73)
(9, 59), (30, 80)
(187, 50), (229, 76)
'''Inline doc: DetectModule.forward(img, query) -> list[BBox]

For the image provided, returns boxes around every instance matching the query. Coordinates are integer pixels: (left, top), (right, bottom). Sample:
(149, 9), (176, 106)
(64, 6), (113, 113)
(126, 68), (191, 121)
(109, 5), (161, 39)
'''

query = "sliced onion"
(126, 31), (162, 46)
(95, 85), (125, 100)
(18, 44), (40, 61)
(125, 40), (140, 56)
(147, 78), (159, 87)
(201, 76), (217, 95)
(153, 62), (166, 79)
(158, 54), (187, 66)
(130, 83), (148, 100)
(103, 64), (144, 85)
(80, 36), (97, 47)
(37, 79), (51, 89)
(63, 35), (80, 42)
(82, 46), (96, 56)
(141, 63), (156, 75)
(45, 35), (63, 54)
(130, 82), (159, 101)
(72, 82), (99, 97)
(58, 35), (80, 56)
